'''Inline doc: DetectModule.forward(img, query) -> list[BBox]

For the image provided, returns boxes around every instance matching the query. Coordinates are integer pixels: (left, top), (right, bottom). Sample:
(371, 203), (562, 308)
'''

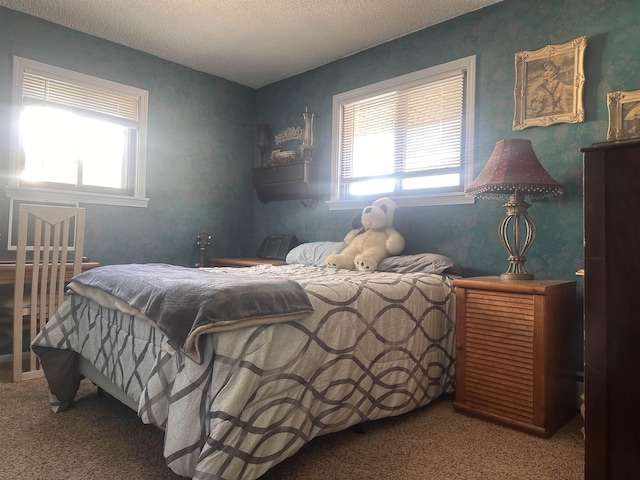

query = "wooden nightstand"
(208, 258), (287, 267)
(452, 276), (576, 437)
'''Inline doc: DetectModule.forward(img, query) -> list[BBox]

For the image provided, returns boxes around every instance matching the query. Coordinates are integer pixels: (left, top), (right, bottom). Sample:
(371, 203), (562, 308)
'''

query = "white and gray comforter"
(32, 264), (457, 480)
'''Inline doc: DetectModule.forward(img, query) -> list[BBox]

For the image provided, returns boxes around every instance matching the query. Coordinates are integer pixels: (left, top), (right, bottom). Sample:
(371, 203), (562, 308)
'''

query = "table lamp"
(465, 139), (563, 280)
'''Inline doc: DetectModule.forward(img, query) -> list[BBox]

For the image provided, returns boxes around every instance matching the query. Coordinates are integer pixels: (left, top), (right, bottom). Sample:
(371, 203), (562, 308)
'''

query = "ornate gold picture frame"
(513, 36), (587, 130)
(606, 90), (640, 141)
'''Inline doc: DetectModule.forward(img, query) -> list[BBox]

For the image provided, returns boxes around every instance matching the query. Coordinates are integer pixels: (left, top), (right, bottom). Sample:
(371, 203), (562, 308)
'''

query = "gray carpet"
(0, 362), (584, 479)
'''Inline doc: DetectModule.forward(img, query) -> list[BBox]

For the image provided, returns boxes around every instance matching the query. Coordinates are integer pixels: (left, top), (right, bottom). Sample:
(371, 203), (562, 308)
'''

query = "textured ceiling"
(0, 0), (502, 88)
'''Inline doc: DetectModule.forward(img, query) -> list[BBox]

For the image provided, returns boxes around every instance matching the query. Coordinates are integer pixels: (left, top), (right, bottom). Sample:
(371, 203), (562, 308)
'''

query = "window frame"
(328, 55), (476, 211)
(6, 56), (149, 208)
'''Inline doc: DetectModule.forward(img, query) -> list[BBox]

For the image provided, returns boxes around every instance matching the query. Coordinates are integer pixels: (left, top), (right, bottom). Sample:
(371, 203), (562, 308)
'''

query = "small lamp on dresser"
(465, 139), (563, 280)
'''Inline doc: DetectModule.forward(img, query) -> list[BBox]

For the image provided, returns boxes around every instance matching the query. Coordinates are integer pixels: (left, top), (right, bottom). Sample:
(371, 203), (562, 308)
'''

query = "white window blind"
(7, 56), (149, 208)
(329, 56), (475, 209)
(22, 71), (140, 126)
(341, 72), (464, 180)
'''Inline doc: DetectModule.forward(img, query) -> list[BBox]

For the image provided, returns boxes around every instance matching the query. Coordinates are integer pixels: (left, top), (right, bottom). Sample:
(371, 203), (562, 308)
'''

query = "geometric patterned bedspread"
(32, 264), (456, 480)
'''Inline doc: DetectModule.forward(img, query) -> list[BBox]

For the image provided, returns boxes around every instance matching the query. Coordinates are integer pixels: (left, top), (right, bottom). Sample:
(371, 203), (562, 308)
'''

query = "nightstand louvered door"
(453, 276), (576, 438)
(464, 289), (535, 424)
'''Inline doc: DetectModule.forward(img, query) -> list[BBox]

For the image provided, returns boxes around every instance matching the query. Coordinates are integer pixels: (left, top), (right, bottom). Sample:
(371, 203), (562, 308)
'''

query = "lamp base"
(498, 192), (536, 281)
(501, 272), (534, 281)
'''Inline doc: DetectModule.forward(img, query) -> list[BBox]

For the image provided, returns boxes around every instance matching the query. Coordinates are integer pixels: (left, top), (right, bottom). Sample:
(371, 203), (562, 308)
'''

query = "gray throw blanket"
(69, 263), (314, 363)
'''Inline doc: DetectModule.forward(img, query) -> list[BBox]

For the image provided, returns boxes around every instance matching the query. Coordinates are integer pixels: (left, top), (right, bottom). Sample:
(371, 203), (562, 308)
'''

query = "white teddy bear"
(326, 197), (405, 272)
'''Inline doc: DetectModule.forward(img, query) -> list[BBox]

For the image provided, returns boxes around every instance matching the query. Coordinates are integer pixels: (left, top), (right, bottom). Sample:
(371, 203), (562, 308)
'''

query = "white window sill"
(326, 192), (475, 211)
(5, 186), (149, 208)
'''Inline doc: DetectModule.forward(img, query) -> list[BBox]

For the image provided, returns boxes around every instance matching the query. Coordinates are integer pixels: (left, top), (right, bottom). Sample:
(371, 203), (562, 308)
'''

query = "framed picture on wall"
(513, 36), (587, 130)
(606, 90), (640, 141)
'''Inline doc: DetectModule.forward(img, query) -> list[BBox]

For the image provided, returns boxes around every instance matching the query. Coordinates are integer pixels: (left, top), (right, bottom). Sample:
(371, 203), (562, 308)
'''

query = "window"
(6, 56), (149, 207)
(328, 56), (476, 210)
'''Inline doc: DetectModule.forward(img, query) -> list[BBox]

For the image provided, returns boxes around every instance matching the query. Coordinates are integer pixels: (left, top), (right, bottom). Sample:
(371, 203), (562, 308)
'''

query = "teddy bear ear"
(373, 197), (397, 208)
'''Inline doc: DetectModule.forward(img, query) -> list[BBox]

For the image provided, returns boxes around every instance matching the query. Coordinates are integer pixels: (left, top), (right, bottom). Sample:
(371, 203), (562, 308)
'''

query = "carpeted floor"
(0, 362), (584, 479)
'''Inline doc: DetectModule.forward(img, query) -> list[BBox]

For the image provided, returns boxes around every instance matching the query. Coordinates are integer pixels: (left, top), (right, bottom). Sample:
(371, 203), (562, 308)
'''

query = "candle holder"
(256, 124), (271, 167)
(299, 107), (316, 161)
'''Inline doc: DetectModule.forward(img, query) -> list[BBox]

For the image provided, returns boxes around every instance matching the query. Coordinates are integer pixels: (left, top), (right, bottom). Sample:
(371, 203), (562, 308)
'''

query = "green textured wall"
(254, 0), (640, 371)
(255, 0), (639, 281)
(0, 7), (256, 267)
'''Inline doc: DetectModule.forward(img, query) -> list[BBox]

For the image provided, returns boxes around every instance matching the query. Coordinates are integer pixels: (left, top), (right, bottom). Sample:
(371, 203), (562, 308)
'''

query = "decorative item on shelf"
(270, 125), (304, 166)
(195, 232), (211, 268)
(268, 149), (298, 165)
(256, 124), (271, 167)
(299, 107), (316, 162)
(274, 126), (304, 146)
(269, 108), (316, 165)
(465, 139), (563, 280)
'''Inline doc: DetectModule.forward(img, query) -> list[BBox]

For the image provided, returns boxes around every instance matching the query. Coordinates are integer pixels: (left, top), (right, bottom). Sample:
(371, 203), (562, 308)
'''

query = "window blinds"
(22, 71), (140, 125)
(340, 70), (465, 182)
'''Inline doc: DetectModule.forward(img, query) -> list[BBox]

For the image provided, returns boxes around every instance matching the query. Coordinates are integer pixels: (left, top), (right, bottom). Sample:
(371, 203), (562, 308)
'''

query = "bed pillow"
(285, 241), (347, 267)
(378, 253), (460, 274)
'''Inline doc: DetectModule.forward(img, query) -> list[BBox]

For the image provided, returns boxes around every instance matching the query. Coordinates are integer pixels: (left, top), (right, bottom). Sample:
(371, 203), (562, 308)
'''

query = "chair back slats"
(56, 218), (71, 307)
(11, 204), (86, 382)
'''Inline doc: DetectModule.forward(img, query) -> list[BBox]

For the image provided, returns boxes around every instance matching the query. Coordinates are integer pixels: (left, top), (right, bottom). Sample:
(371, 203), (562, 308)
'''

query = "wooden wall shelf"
(251, 160), (317, 203)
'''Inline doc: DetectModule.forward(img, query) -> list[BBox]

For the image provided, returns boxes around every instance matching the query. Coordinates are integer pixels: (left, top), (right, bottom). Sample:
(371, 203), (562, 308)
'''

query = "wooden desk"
(0, 262), (100, 285)
(209, 258), (286, 267)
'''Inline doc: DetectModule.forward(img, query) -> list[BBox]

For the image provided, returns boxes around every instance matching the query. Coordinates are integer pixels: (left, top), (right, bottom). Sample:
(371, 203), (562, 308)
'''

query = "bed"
(32, 249), (459, 480)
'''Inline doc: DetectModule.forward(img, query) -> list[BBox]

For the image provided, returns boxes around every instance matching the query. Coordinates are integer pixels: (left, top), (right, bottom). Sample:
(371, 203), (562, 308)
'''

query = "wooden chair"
(0, 205), (85, 382)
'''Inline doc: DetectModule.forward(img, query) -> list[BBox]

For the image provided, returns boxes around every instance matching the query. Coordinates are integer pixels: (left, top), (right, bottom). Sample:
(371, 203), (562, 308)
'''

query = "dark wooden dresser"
(582, 139), (640, 479)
